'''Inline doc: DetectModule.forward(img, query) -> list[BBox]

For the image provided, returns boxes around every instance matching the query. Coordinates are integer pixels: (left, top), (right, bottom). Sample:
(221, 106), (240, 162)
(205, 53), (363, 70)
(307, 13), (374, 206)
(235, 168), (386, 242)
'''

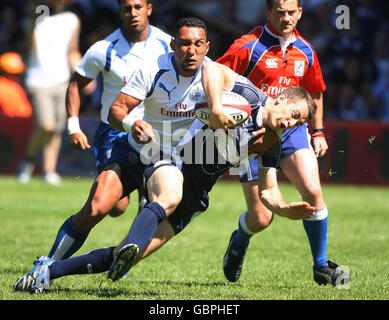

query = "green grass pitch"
(0, 175), (388, 301)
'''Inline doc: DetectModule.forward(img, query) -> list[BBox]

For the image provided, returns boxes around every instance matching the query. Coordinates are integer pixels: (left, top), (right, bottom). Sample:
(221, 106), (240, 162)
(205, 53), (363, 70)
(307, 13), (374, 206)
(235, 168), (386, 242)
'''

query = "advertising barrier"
(0, 117), (388, 185)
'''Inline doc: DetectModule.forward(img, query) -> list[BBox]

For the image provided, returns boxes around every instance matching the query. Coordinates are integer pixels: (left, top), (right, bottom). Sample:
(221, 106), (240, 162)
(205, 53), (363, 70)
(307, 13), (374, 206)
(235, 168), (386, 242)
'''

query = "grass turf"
(0, 175), (388, 301)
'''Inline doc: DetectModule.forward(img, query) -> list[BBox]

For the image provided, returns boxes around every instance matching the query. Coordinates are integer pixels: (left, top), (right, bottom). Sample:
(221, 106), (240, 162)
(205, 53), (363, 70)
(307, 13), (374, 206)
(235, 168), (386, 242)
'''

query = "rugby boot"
(223, 230), (246, 282)
(314, 260), (350, 287)
(108, 243), (139, 282)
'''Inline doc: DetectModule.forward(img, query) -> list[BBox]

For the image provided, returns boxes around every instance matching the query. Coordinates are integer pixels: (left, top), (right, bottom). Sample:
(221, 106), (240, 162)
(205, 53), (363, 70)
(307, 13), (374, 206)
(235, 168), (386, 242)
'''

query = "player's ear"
(170, 38), (175, 51)
(147, 3), (153, 16)
(297, 6), (303, 21)
(275, 93), (287, 105)
(205, 41), (210, 55)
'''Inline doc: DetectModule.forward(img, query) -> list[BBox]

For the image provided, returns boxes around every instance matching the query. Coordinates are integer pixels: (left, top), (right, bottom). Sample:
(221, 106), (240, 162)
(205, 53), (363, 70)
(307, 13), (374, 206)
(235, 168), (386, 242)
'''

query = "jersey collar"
(120, 25), (151, 48)
(170, 54), (204, 84)
(265, 22), (300, 41)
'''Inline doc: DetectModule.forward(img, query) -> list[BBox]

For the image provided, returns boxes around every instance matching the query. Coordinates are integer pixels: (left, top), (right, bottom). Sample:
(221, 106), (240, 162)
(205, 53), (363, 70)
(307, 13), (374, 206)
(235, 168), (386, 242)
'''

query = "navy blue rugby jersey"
(176, 74), (282, 194)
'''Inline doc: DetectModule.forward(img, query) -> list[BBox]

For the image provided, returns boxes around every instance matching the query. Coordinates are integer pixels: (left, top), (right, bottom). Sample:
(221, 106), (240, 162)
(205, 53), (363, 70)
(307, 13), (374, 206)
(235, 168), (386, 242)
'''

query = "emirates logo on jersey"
(265, 58), (278, 68)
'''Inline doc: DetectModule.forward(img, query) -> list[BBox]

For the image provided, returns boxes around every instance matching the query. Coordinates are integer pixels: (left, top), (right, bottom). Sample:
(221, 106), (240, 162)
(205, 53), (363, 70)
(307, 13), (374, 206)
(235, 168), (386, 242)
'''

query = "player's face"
(171, 26), (209, 77)
(119, 0), (152, 37)
(265, 95), (309, 130)
(266, 0), (302, 37)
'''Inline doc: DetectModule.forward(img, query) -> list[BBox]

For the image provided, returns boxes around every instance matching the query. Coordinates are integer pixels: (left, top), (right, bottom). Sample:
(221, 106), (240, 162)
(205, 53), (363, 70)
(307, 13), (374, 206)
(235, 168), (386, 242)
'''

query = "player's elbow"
(258, 188), (271, 204)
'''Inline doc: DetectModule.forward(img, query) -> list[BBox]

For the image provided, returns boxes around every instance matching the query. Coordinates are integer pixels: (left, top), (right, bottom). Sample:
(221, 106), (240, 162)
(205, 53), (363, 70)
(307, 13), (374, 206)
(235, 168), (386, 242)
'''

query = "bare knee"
(299, 182), (324, 207)
(156, 192), (182, 216)
(108, 196), (129, 217)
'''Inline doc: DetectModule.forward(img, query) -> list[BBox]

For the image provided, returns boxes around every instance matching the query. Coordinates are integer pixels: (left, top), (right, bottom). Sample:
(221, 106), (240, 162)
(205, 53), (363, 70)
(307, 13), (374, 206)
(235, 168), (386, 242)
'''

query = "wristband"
(313, 128), (325, 133)
(312, 132), (325, 139)
(67, 116), (82, 135)
(122, 113), (137, 132)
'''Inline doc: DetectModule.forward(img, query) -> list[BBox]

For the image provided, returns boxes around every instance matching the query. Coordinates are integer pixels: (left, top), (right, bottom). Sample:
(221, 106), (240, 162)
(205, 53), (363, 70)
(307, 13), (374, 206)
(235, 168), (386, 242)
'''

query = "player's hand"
(132, 120), (155, 144)
(69, 132), (91, 150)
(209, 109), (236, 130)
(283, 202), (316, 220)
(247, 128), (267, 156)
(248, 128), (280, 159)
(312, 134), (328, 158)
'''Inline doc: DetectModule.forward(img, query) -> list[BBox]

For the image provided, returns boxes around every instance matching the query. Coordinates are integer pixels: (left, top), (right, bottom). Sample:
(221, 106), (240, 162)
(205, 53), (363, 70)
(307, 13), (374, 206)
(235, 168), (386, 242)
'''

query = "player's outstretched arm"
(66, 72), (95, 150)
(201, 61), (236, 130)
(258, 167), (316, 220)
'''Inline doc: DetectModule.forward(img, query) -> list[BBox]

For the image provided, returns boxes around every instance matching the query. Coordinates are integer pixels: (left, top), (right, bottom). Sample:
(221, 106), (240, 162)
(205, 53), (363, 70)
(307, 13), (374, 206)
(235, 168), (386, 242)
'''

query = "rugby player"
(13, 0), (171, 291)
(215, 0), (349, 286)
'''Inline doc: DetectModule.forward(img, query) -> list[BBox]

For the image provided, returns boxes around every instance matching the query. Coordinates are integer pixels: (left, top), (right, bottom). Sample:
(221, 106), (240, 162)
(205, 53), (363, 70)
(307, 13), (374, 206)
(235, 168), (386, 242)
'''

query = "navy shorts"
(104, 133), (149, 197)
(143, 161), (210, 235)
(93, 122), (129, 173)
(238, 124), (311, 182)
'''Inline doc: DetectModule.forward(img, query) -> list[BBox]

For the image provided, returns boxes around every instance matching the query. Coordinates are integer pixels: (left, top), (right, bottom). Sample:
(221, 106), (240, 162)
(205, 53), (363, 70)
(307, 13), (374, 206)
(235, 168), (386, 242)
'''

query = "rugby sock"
(48, 216), (90, 260)
(124, 202), (166, 253)
(232, 211), (256, 254)
(303, 206), (329, 270)
(49, 247), (115, 279)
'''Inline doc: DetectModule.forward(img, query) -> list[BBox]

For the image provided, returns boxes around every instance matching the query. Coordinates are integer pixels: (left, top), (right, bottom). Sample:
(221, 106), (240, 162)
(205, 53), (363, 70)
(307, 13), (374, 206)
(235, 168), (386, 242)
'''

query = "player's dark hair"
(173, 17), (207, 39)
(266, 0), (301, 11)
(275, 86), (317, 120)
(117, 0), (152, 7)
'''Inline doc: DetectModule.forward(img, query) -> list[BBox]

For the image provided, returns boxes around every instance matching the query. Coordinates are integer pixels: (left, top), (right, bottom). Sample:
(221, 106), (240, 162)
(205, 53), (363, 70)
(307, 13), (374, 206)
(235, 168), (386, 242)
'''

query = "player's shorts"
(27, 83), (67, 132)
(143, 161), (210, 235)
(93, 122), (129, 173)
(104, 133), (148, 197)
(238, 123), (311, 183)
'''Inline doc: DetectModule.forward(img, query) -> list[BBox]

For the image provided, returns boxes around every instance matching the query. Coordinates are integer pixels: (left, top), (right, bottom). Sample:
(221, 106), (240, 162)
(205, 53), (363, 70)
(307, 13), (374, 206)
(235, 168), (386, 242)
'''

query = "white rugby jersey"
(26, 12), (79, 87)
(121, 52), (211, 156)
(75, 25), (172, 123)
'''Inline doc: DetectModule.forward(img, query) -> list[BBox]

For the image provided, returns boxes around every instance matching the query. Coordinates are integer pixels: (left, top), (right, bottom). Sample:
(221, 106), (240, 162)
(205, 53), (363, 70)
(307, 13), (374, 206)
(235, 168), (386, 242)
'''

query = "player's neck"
(122, 25), (150, 43)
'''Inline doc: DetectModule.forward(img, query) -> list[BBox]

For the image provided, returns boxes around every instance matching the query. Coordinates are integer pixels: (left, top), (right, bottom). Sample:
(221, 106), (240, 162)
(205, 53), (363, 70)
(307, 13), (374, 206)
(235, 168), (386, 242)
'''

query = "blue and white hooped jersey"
(175, 74), (283, 178)
(75, 25), (172, 123)
(121, 52), (212, 156)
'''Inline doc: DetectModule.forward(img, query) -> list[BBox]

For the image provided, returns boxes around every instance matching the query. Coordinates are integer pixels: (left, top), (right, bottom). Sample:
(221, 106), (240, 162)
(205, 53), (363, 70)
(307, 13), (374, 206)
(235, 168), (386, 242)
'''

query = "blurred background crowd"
(1, 0), (389, 121)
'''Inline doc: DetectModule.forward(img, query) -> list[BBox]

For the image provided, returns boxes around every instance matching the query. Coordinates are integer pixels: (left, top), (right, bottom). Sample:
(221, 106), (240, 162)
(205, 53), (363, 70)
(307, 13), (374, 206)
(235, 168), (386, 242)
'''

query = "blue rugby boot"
(30, 256), (54, 293)
(13, 256), (54, 292)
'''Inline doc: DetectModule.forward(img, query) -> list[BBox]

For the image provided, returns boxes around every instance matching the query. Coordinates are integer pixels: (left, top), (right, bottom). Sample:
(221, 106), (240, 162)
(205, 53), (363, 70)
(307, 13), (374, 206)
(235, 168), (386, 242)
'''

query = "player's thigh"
(241, 180), (273, 230)
(146, 164), (183, 214)
(279, 148), (324, 206)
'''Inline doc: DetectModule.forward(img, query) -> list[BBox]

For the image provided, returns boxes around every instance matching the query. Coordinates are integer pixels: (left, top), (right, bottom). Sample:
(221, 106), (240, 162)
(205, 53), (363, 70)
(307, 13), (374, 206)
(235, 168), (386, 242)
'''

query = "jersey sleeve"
(216, 30), (260, 75)
(120, 63), (150, 101)
(300, 51), (326, 93)
(74, 42), (105, 80)
(258, 142), (282, 170)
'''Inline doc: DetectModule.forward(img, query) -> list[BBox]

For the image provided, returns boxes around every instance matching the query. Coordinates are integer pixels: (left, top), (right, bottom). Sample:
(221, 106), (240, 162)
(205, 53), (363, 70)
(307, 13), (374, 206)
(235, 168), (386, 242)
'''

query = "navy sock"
(124, 202), (166, 253)
(49, 247), (115, 280)
(48, 216), (89, 260)
(232, 211), (254, 254)
(303, 216), (328, 270)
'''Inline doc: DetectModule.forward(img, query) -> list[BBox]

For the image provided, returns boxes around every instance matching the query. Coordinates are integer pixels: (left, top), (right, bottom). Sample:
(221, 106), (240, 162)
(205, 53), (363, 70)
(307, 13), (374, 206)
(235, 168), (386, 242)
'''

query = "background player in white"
(16, 0), (81, 185)
(66, 0), (171, 220)
(13, 0), (172, 292)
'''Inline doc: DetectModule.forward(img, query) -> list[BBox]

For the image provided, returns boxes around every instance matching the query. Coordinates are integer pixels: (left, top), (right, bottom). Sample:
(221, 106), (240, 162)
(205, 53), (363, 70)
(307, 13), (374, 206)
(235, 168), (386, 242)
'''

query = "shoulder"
(294, 31), (316, 53)
(229, 26), (264, 52)
(149, 25), (172, 42)
(88, 29), (121, 53)
(57, 11), (80, 25)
